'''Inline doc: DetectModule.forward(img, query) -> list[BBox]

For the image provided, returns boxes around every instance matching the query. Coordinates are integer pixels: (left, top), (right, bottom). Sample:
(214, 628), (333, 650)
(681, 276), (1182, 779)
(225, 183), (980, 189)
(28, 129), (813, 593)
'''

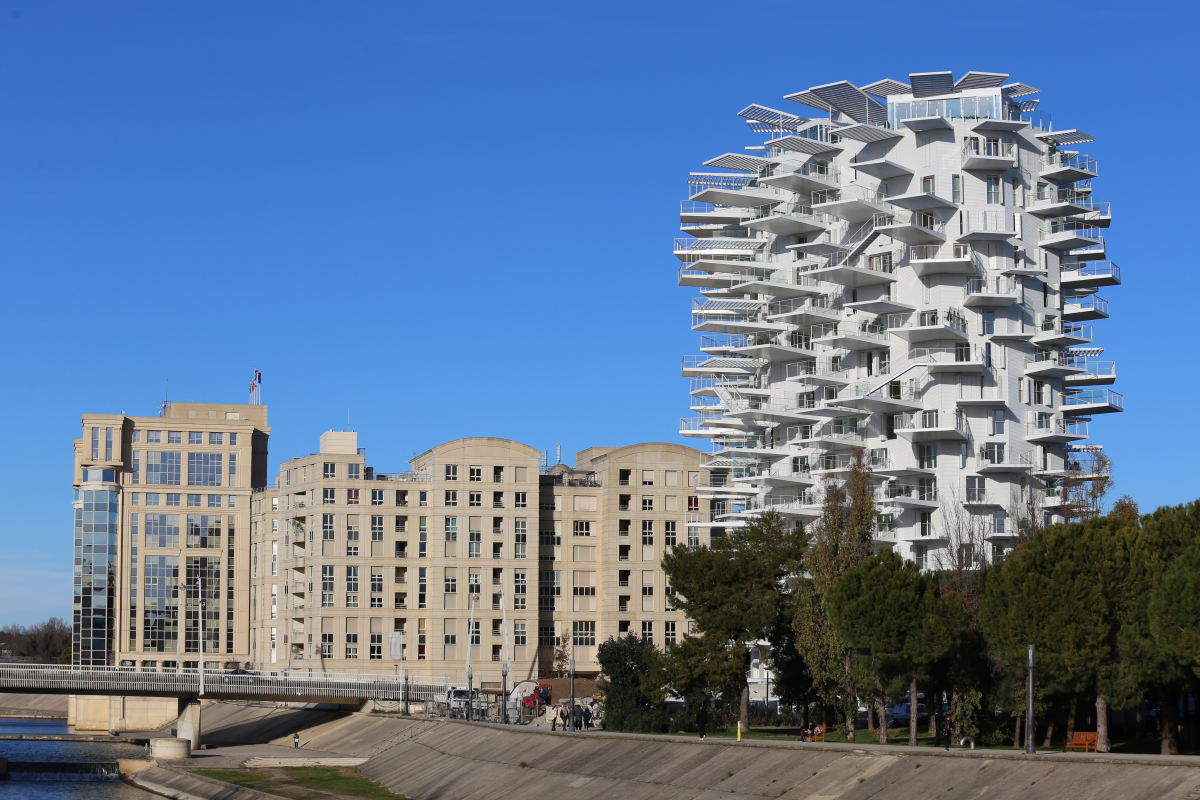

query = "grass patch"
(283, 767), (408, 799)
(192, 767), (409, 800)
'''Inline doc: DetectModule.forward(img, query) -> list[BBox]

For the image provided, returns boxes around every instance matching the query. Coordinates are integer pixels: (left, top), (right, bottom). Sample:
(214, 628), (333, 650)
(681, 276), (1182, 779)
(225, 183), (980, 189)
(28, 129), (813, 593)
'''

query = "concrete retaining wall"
(0, 693), (68, 717)
(131, 765), (278, 800)
(359, 722), (1200, 800)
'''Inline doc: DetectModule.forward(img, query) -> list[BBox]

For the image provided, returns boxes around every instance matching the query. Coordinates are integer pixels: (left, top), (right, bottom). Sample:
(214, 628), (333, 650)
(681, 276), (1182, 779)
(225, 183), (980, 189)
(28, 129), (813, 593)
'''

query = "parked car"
(889, 702), (928, 726)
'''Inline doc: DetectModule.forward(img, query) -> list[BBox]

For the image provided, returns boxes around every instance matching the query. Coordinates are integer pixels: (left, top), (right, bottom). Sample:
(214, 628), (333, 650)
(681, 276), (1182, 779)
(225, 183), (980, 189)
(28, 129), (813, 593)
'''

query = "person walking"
(293, 733), (300, 749)
(696, 701), (709, 741)
(559, 704), (569, 732)
(551, 703), (558, 731)
(944, 713), (954, 751)
(583, 705), (593, 730)
(573, 703), (583, 731)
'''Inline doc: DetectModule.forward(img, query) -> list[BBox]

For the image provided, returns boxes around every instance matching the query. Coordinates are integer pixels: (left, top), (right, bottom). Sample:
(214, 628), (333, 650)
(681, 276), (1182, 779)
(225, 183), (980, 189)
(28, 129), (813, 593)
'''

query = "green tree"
(596, 633), (662, 732)
(662, 510), (807, 733)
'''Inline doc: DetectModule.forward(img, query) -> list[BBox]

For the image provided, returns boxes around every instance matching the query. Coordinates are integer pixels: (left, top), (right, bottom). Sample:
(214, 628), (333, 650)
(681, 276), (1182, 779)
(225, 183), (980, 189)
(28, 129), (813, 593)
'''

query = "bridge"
(0, 663), (451, 750)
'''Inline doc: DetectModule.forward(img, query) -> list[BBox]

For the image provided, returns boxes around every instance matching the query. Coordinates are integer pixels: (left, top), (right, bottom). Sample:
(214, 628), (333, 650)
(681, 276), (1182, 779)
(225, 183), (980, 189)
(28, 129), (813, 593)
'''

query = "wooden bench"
(1065, 731), (1098, 752)
(811, 725), (825, 743)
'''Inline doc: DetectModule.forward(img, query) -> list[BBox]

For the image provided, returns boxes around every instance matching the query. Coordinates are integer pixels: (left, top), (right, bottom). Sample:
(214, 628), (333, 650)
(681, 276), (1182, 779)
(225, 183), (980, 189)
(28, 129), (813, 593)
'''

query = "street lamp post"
(1025, 643), (1036, 754)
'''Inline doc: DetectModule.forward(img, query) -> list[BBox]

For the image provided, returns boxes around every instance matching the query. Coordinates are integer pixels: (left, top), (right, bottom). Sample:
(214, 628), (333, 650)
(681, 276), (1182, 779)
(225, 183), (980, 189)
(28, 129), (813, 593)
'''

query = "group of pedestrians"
(549, 702), (592, 731)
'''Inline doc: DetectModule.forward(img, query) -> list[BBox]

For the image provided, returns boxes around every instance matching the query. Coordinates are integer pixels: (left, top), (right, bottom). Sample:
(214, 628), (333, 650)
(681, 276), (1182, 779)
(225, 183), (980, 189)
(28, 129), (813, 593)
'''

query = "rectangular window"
(538, 571), (560, 611)
(664, 521), (677, 547)
(687, 496), (699, 512)
(208, 432), (223, 445)
(370, 632), (382, 660)
(229, 433), (237, 446)
(348, 463), (361, 480)
(990, 409), (1005, 435)
(167, 493), (180, 506)
(207, 494), (221, 508)
(145, 514), (181, 548)
(514, 492), (527, 508)
(469, 528), (482, 559)
(514, 570), (527, 610)
(371, 489), (384, 506)
(146, 430), (161, 444)
(539, 626), (560, 647)
(346, 633), (358, 659)
(986, 176), (1001, 204)
(572, 621), (596, 647)
(641, 621), (653, 644)
(188, 494), (202, 507)
(187, 453), (223, 486)
(322, 566), (334, 591)
(665, 621), (676, 646)
(321, 633), (333, 658)
(445, 491), (458, 507)
(371, 515), (384, 541)
(951, 174), (962, 204)
(469, 466), (482, 482)
(514, 622), (527, 646)
(323, 488), (335, 505)
(641, 496), (653, 511)
(444, 517), (457, 542)
(444, 572), (457, 593)
(642, 470), (654, 486)
(323, 514), (335, 540)
(445, 465), (458, 481)
(324, 463), (335, 479)
(145, 452), (182, 485)
(514, 520), (527, 559)
(347, 489), (360, 505)
(469, 492), (481, 507)
(641, 519), (654, 546)
(346, 566), (359, 591)
(919, 511), (933, 538)
(572, 520), (590, 537)
(188, 432), (202, 445)
(168, 431), (181, 444)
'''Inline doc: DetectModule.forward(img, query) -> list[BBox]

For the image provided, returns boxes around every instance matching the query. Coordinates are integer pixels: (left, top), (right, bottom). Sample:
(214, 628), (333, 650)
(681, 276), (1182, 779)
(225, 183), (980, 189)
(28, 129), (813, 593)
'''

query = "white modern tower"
(678, 70), (1121, 566)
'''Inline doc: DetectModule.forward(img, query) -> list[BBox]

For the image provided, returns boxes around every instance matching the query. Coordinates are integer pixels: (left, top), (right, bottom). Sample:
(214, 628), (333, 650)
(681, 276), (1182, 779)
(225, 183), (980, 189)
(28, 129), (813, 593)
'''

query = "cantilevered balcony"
(1031, 319), (1092, 347)
(830, 380), (922, 413)
(758, 161), (840, 194)
(681, 355), (767, 378)
(687, 174), (791, 208)
(1040, 152), (1098, 183)
(678, 264), (740, 289)
(785, 358), (852, 386)
(977, 445), (1033, 473)
(1025, 419), (1089, 443)
(961, 139), (1017, 171)
(786, 420), (865, 449)
(963, 277), (1019, 308)
(1063, 294), (1110, 321)
(887, 190), (958, 211)
(1064, 358), (1116, 386)
(811, 320), (890, 351)
(850, 157), (912, 180)
(811, 185), (890, 224)
(766, 296), (842, 326)
(679, 201), (759, 226)
(1024, 352), (1086, 378)
(1062, 389), (1124, 416)
(674, 236), (769, 265)
(893, 410), (969, 442)
(743, 200), (831, 237)
(799, 252), (899, 288)
(1039, 219), (1101, 251)
(874, 210), (947, 245)
(879, 482), (939, 507)
(888, 309), (968, 344)
(959, 210), (1017, 241)
(908, 346), (984, 373)
(908, 244), (981, 277)
(679, 417), (727, 438)
(700, 331), (815, 362)
(726, 397), (821, 424)
(1061, 261), (1121, 290)
(728, 266), (825, 298)
(691, 299), (785, 334)
(1026, 189), (1096, 219)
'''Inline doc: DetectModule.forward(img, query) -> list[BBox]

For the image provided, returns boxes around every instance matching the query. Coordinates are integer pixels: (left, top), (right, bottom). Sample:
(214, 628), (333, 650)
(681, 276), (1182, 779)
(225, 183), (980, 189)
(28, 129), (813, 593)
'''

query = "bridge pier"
(176, 698), (202, 752)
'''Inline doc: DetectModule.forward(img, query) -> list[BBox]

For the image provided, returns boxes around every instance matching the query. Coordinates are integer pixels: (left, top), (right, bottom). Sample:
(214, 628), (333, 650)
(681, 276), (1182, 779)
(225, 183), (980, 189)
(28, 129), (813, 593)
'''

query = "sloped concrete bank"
(131, 765), (279, 800)
(356, 722), (1200, 800)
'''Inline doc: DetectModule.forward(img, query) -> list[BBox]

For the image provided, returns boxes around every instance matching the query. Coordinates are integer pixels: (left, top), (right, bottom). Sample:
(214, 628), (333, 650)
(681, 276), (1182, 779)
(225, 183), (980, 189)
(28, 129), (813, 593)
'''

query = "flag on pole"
(388, 630), (405, 660)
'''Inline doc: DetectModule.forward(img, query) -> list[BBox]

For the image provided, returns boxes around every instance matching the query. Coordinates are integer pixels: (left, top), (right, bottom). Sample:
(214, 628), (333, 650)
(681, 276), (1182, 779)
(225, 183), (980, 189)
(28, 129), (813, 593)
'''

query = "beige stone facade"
(248, 434), (710, 686)
(73, 402), (270, 671)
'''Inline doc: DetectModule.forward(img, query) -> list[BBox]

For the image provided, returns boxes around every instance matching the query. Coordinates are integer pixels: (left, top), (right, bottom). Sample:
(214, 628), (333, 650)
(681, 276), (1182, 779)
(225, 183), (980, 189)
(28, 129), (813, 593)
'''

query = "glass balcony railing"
(1064, 295), (1109, 316)
(1063, 389), (1124, 409)
(1042, 152), (1098, 175)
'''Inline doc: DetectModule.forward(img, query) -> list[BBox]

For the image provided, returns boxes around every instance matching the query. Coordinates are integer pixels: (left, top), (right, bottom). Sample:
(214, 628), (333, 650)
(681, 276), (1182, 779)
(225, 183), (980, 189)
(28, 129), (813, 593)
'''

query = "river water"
(0, 718), (155, 798)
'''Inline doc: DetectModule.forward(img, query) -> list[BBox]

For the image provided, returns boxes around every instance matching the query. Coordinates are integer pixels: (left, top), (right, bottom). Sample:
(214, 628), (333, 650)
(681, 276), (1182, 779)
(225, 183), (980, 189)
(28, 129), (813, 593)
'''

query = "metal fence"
(0, 663), (448, 702)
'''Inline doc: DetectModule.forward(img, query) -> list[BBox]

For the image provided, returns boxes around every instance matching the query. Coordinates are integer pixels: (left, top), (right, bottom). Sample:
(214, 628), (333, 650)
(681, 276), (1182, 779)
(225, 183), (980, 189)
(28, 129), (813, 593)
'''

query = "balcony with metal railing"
(1063, 294), (1110, 321)
(691, 298), (784, 335)
(728, 265), (824, 298)
(871, 210), (947, 246)
(961, 138), (1017, 170)
(960, 210), (1017, 241)
(766, 295), (842, 324)
(1062, 388), (1124, 416)
(785, 358), (852, 385)
(908, 345), (984, 373)
(963, 277), (1019, 308)
(811, 319), (890, 350)
(888, 308), (968, 343)
(1040, 152), (1098, 183)
(1031, 318), (1093, 347)
(1064, 358), (1116, 386)
(1024, 351), (1087, 378)
(893, 410), (969, 442)
(907, 243), (981, 276)
(977, 446), (1033, 473)
(744, 200), (832, 237)
(681, 355), (767, 379)
(1025, 418), (1089, 443)
(679, 200), (759, 225)
(687, 174), (791, 207)
(879, 482), (939, 507)
(1040, 219), (1102, 251)
(833, 379), (921, 413)
(758, 160), (841, 194)
(726, 397), (818, 423)
(700, 331), (814, 360)
(1061, 260), (1120, 289)
(811, 185), (890, 224)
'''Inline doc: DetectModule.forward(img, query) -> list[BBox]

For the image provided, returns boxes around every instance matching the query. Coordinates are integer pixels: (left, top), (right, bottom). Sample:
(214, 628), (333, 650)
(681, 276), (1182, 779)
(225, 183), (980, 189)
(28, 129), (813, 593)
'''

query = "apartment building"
(678, 70), (1122, 567)
(72, 402), (270, 670)
(248, 433), (708, 685)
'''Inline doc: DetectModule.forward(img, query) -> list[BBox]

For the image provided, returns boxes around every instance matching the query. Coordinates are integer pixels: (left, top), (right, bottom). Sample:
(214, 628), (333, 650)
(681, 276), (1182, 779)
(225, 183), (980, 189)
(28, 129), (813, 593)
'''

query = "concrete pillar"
(176, 698), (202, 752)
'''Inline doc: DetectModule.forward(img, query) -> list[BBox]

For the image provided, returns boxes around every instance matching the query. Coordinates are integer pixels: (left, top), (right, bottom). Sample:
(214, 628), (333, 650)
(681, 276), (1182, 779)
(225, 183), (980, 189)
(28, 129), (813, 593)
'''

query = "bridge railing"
(0, 663), (449, 701)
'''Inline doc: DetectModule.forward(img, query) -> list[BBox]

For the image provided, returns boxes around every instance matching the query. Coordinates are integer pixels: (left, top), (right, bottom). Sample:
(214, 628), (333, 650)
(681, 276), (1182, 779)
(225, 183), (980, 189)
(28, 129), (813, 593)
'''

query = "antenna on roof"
(556, 445), (561, 465)
(160, 380), (169, 417)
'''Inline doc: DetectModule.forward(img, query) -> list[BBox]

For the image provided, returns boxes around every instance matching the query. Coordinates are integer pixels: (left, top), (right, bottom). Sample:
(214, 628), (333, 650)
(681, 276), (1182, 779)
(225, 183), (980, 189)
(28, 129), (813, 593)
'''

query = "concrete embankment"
(0, 692), (68, 718)
(132, 764), (276, 800)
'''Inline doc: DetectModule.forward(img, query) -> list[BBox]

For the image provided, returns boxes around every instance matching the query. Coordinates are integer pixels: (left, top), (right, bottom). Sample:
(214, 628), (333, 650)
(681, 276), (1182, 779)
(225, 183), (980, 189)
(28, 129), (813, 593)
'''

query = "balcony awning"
(954, 71), (1009, 91)
(1068, 444), (1104, 453)
(1065, 347), (1105, 357)
(765, 135), (841, 156)
(1002, 82), (1041, 98)
(676, 238), (767, 251)
(1036, 129), (1095, 146)
(785, 80), (887, 125)
(692, 357), (769, 370)
(704, 152), (771, 172)
(861, 78), (911, 98)
(909, 71), (955, 98)
(833, 123), (902, 143)
(738, 104), (808, 132)
(687, 172), (755, 187)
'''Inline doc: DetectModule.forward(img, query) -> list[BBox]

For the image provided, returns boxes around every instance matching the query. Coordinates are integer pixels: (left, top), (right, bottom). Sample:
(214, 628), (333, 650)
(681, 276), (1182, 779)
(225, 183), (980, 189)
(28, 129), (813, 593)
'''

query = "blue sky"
(0, 0), (1194, 626)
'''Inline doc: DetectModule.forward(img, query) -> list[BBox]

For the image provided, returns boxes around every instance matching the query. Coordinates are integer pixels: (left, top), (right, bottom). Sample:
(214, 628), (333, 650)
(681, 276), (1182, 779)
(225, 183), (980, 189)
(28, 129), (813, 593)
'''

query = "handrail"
(1064, 389), (1124, 409)
(1061, 260), (1120, 281)
(1065, 295), (1109, 314)
(909, 243), (976, 262)
(1026, 419), (1089, 437)
(1042, 152), (1098, 174)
